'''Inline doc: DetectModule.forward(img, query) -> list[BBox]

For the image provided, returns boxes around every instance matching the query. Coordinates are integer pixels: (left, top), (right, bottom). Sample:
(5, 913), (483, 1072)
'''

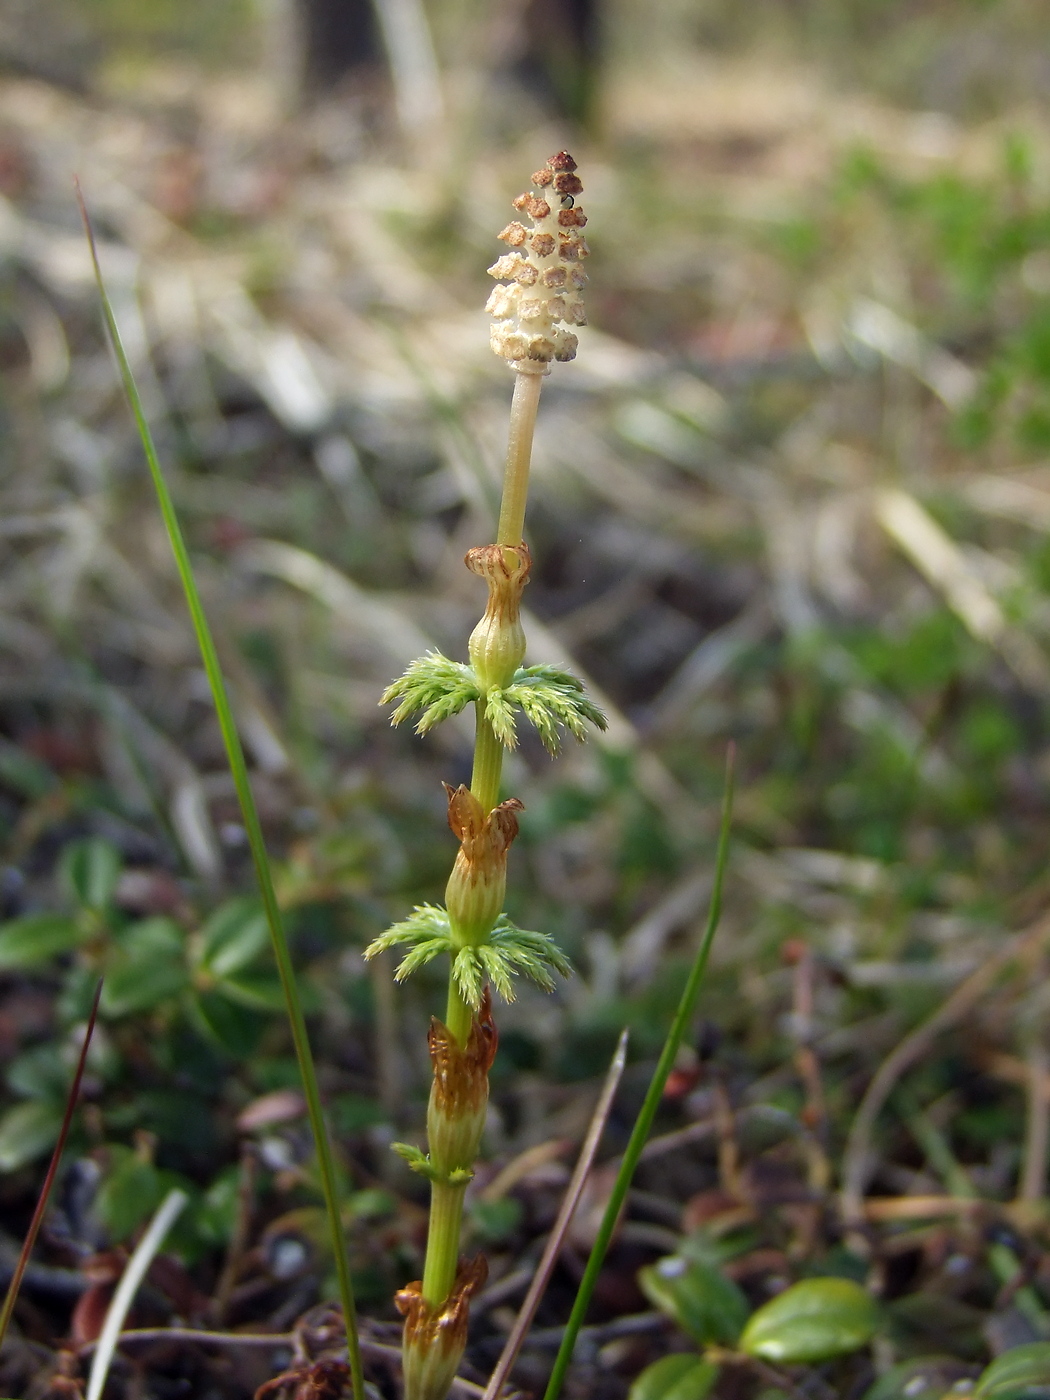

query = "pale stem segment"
(444, 975), (472, 1049)
(421, 1182), (467, 1306)
(469, 366), (544, 823)
(469, 702), (505, 816)
(495, 368), (544, 550)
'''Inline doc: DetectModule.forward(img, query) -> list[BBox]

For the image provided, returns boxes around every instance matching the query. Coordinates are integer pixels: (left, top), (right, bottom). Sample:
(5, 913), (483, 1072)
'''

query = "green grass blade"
(76, 183), (365, 1400)
(542, 745), (736, 1400)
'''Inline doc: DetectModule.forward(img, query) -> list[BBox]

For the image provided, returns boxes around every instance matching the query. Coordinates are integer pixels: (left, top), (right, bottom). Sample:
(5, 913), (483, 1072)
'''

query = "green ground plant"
(632, 1236), (1050, 1400)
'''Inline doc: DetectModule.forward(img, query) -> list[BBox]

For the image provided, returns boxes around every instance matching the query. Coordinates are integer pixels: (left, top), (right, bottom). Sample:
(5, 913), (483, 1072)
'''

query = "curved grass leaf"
(78, 186), (365, 1400)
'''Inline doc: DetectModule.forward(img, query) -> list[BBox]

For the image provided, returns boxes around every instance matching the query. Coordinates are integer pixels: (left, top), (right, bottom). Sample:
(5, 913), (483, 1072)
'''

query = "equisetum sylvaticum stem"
(366, 152), (605, 1400)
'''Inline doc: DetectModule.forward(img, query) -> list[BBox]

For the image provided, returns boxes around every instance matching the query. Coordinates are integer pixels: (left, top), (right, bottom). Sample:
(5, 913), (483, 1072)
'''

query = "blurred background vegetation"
(5, 0), (1050, 1394)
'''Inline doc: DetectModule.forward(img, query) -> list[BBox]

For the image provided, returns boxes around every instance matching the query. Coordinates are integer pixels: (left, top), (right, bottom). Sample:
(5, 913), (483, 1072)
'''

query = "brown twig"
(212, 1145), (257, 1325)
(76, 1326), (290, 1356)
(712, 1072), (742, 1200)
(0, 977), (103, 1351)
(840, 912), (1050, 1243)
(76, 1329), (489, 1399)
(478, 1139), (568, 1204)
(860, 1195), (988, 1221)
(480, 1030), (628, 1400)
(1020, 1041), (1050, 1203)
(785, 942), (830, 1255)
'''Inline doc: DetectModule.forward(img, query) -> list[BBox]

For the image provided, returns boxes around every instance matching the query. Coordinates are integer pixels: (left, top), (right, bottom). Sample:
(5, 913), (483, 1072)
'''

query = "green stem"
(415, 364), (543, 1341)
(421, 1182), (468, 1306)
(445, 974), (472, 1048)
(496, 369), (544, 548)
(470, 703), (504, 814)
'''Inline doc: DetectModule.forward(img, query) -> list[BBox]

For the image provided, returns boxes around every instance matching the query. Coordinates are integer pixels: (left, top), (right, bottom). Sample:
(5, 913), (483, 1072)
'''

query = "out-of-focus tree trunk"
(257, 0), (384, 110)
(514, 0), (602, 128)
(264, 0), (601, 130)
(0, 0), (97, 90)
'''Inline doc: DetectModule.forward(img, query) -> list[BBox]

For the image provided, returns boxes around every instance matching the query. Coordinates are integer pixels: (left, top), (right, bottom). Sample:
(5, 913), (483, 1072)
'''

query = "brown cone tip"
(553, 172), (583, 196)
(548, 151), (578, 173)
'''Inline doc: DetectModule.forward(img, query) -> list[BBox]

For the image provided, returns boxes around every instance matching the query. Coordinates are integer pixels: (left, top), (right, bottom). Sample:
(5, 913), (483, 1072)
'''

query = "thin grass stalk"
(482, 1030), (629, 1400)
(75, 184), (365, 1400)
(0, 978), (103, 1351)
(1020, 1041), (1050, 1203)
(368, 0), (445, 151)
(542, 746), (736, 1400)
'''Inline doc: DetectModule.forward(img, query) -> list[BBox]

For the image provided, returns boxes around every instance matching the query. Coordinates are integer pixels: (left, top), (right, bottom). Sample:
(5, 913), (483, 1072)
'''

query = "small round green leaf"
(975, 1343), (1050, 1400)
(189, 990), (265, 1057)
(0, 1099), (63, 1172)
(740, 1277), (878, 1363)
(194, 1166), (241, 1247)
(0, 740), (57, 798)
(639, 1255), (750, 1347)
(864, 1356), (977, 1400)
(470, 1196), (523, 1243)
(6, 1043), (70, 1100)
(0, 913), (84, 970)
(61, 837), (121, 912)
(628, 1355), (720, 1400)
(215, 974), (289, 1012)
(96, 1149), (163, 1242)
(196, 898), (268, 978)
(102, 917), (188, 1016)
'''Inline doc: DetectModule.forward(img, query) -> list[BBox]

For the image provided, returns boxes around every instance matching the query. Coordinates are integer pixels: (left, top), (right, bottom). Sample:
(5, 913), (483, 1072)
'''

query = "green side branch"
(383, 654), (606, 754)
(364, 907), (571, 1008)
(391, 1143), (473, 1186)
(77, 186), (366, 1400)
(382, 653), (478, 733)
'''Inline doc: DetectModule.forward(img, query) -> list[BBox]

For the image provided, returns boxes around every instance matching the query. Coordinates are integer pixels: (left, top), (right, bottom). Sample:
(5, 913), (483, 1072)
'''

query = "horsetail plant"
(82, 149), (737, 1400)
(366, 152), (606, 1400)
